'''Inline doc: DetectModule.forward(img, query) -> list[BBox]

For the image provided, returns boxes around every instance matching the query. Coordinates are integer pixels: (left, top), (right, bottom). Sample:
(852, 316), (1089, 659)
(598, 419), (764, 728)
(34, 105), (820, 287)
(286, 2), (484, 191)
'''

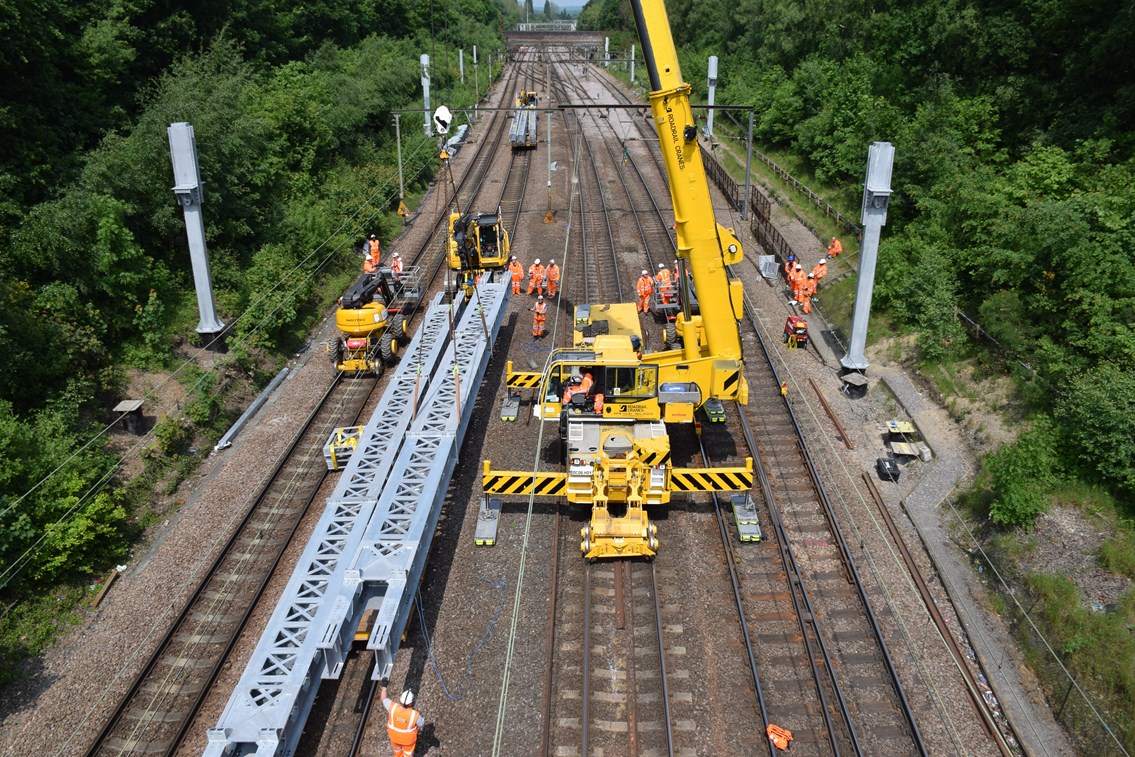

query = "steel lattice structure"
(205, 283), (509, 756)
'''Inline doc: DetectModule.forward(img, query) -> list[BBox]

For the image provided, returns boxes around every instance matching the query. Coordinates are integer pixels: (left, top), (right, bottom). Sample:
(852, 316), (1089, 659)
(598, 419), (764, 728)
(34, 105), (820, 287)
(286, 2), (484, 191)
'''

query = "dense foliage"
(584, 0), (1135, 525)
(0, 0), (512, 616)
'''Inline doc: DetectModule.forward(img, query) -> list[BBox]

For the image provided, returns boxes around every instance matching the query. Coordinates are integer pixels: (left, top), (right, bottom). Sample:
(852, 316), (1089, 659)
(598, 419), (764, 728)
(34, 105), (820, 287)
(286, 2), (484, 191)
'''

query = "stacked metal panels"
(508, 107), (538, 148)
(204, 281), (509, 757)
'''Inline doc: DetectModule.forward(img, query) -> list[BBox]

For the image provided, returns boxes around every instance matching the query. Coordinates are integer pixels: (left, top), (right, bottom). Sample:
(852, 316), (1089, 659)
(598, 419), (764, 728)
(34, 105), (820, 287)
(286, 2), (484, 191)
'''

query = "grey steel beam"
(203, 283), (509, 756)
(204, 292), (460, 756)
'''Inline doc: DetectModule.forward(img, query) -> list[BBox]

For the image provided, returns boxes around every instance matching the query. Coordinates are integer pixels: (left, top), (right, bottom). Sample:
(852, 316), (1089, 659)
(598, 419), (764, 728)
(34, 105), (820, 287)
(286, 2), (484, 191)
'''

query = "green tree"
(984, 421), (1061, 527)
(1055, 363), (1135, 503)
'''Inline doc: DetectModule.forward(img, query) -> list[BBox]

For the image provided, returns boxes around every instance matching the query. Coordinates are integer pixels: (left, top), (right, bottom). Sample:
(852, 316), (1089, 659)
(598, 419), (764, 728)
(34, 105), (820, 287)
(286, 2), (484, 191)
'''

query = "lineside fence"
(703, 149), (809, 271)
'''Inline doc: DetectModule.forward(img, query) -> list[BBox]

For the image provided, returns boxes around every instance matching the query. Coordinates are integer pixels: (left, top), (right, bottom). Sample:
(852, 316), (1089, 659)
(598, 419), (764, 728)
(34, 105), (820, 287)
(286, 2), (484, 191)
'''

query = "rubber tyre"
(380, 330), (399, 364)
(327, 338), (342, 363)
(390, 314), (410, 345)
(664, 323), (681, 351)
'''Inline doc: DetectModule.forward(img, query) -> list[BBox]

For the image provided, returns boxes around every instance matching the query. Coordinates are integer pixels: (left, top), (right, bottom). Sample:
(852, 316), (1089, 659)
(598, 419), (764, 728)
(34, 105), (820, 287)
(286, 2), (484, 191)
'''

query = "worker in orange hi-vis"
(827, 236), (843, 258)
(527, 258), (546, 296)
(545, 259), (561, 297)
(812, 258), (828, 290)
(507, 255), (524, 295)
(655, 263), (673, 303)
(391, 252), (404, 274)
(362, 256), (378, 274)
(767, 723), (793, 751)
(790, 263), (806, 300)
(531, 295), (548, 338)
(381, 682), (425, 757)
(799, 273), (817, 313)
(636, 269), (654, 313)
(367, 234), (382, 268)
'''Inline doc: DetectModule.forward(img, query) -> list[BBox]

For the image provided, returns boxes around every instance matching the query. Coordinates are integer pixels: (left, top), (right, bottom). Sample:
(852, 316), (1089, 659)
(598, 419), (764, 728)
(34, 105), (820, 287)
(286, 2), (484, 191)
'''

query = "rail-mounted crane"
(482, 0), (754, 560)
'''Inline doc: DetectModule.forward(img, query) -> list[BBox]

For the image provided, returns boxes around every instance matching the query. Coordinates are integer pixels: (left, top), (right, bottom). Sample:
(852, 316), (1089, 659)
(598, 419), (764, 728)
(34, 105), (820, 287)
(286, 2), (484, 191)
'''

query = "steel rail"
(87, 373), (372, 755)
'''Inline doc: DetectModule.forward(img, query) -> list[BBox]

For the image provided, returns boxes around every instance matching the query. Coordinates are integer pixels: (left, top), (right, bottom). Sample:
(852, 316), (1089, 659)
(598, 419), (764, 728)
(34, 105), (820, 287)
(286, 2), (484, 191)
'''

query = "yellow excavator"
(482, 0), (754, 560)
(446, 207), (511, 294)
(328, 266), (423, 374)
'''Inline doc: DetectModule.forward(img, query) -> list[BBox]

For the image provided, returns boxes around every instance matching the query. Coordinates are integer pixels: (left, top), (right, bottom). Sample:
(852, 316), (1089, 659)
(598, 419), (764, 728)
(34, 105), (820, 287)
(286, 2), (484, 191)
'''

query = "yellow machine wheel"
(580, 523), (591, 557)
(379, 331), (399, 363)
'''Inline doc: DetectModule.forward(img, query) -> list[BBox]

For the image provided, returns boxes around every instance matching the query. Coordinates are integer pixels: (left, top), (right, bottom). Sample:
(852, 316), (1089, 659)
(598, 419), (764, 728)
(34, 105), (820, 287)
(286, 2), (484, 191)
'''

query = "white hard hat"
(538, 295), (544, 300)
(808, 272), (815, 278)
(641, 270), (648, 276)
(394, 253), (400, 258)
(819, 258), (826, 264)
(400, 690), (414, 705)
(658, 263), (665, 269)
(511, 255), (517, 260)
(794, 264), (802, 270)
(534, 258), (541, 264)
(549, 259), (555, 264)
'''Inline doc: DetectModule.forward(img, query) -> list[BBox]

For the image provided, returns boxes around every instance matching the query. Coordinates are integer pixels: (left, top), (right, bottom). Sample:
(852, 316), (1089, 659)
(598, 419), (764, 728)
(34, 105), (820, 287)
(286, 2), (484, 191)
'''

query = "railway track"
(78, 44), (1020, 757)
(87, 58), (531, 757)
(87, 375), (374, 756)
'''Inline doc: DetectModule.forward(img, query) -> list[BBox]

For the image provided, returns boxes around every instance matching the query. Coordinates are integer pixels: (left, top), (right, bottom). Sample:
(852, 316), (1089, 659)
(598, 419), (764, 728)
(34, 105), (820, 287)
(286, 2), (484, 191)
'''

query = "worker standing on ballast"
(531, 295), (548, 338)
(508, 255), (524, 295)
(367, 235), (382, 269)
(546, 259), (560, 297)
(528, 258), (546, 296)
(636, 269), (654, 313)
(812, 258), (827, 291)
(655, 263), (673, 303)
(381, 682), (425, 757)
(799, 273), (816, 313)
(790, 263), (806, 301)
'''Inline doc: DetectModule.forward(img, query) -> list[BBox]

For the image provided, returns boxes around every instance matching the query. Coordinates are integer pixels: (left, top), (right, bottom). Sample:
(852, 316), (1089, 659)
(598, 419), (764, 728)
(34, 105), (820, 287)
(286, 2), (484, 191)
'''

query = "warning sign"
(397, 200), (410, 217)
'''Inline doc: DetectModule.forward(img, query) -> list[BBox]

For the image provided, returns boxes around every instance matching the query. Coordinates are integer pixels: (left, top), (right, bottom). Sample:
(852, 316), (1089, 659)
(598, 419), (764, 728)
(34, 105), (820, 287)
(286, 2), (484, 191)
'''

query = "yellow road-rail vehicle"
(328, 266), (423, 374)
(447, 207), (511, 294)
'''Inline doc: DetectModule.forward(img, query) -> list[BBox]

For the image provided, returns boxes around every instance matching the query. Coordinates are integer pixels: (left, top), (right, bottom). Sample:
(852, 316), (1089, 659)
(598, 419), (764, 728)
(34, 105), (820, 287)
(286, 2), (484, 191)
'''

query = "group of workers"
(362, 234), (403, 276)
(507, 255), (561, 338)
(507, 255), (560, 297)
(781, 236), (841, 313)
(636, 261), (680, 313)
(785, 242), (835, 314)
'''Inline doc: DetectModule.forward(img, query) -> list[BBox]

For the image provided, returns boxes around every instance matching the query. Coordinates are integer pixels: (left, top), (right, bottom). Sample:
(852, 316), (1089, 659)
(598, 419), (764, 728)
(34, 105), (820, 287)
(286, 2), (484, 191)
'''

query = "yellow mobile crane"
(483, 0), (753, 559)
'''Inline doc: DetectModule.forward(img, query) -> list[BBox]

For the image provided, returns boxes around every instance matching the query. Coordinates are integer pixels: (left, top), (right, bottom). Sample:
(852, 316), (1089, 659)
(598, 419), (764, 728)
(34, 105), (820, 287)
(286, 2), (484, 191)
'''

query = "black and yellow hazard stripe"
(670, 467), (753, 492)
(506, 371), (543, 389)
(720, 369), (740, 395)
(637, 449), (671, 466)
(483, 471), (568, 496)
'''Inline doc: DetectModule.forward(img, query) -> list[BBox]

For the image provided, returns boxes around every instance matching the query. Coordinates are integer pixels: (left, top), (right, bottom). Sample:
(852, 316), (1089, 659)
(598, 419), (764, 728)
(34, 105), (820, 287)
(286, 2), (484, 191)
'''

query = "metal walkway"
(204, 282), (509, 756)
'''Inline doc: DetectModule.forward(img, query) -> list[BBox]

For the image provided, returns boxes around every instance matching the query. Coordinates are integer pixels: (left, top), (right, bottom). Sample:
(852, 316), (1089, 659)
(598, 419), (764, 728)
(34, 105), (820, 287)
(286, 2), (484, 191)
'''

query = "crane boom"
(632, 0), (745, 362)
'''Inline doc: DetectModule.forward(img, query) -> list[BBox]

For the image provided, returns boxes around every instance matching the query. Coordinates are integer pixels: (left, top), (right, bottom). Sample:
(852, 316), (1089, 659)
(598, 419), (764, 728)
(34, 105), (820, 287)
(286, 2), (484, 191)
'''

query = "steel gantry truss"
(204, 282), (509, 757)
